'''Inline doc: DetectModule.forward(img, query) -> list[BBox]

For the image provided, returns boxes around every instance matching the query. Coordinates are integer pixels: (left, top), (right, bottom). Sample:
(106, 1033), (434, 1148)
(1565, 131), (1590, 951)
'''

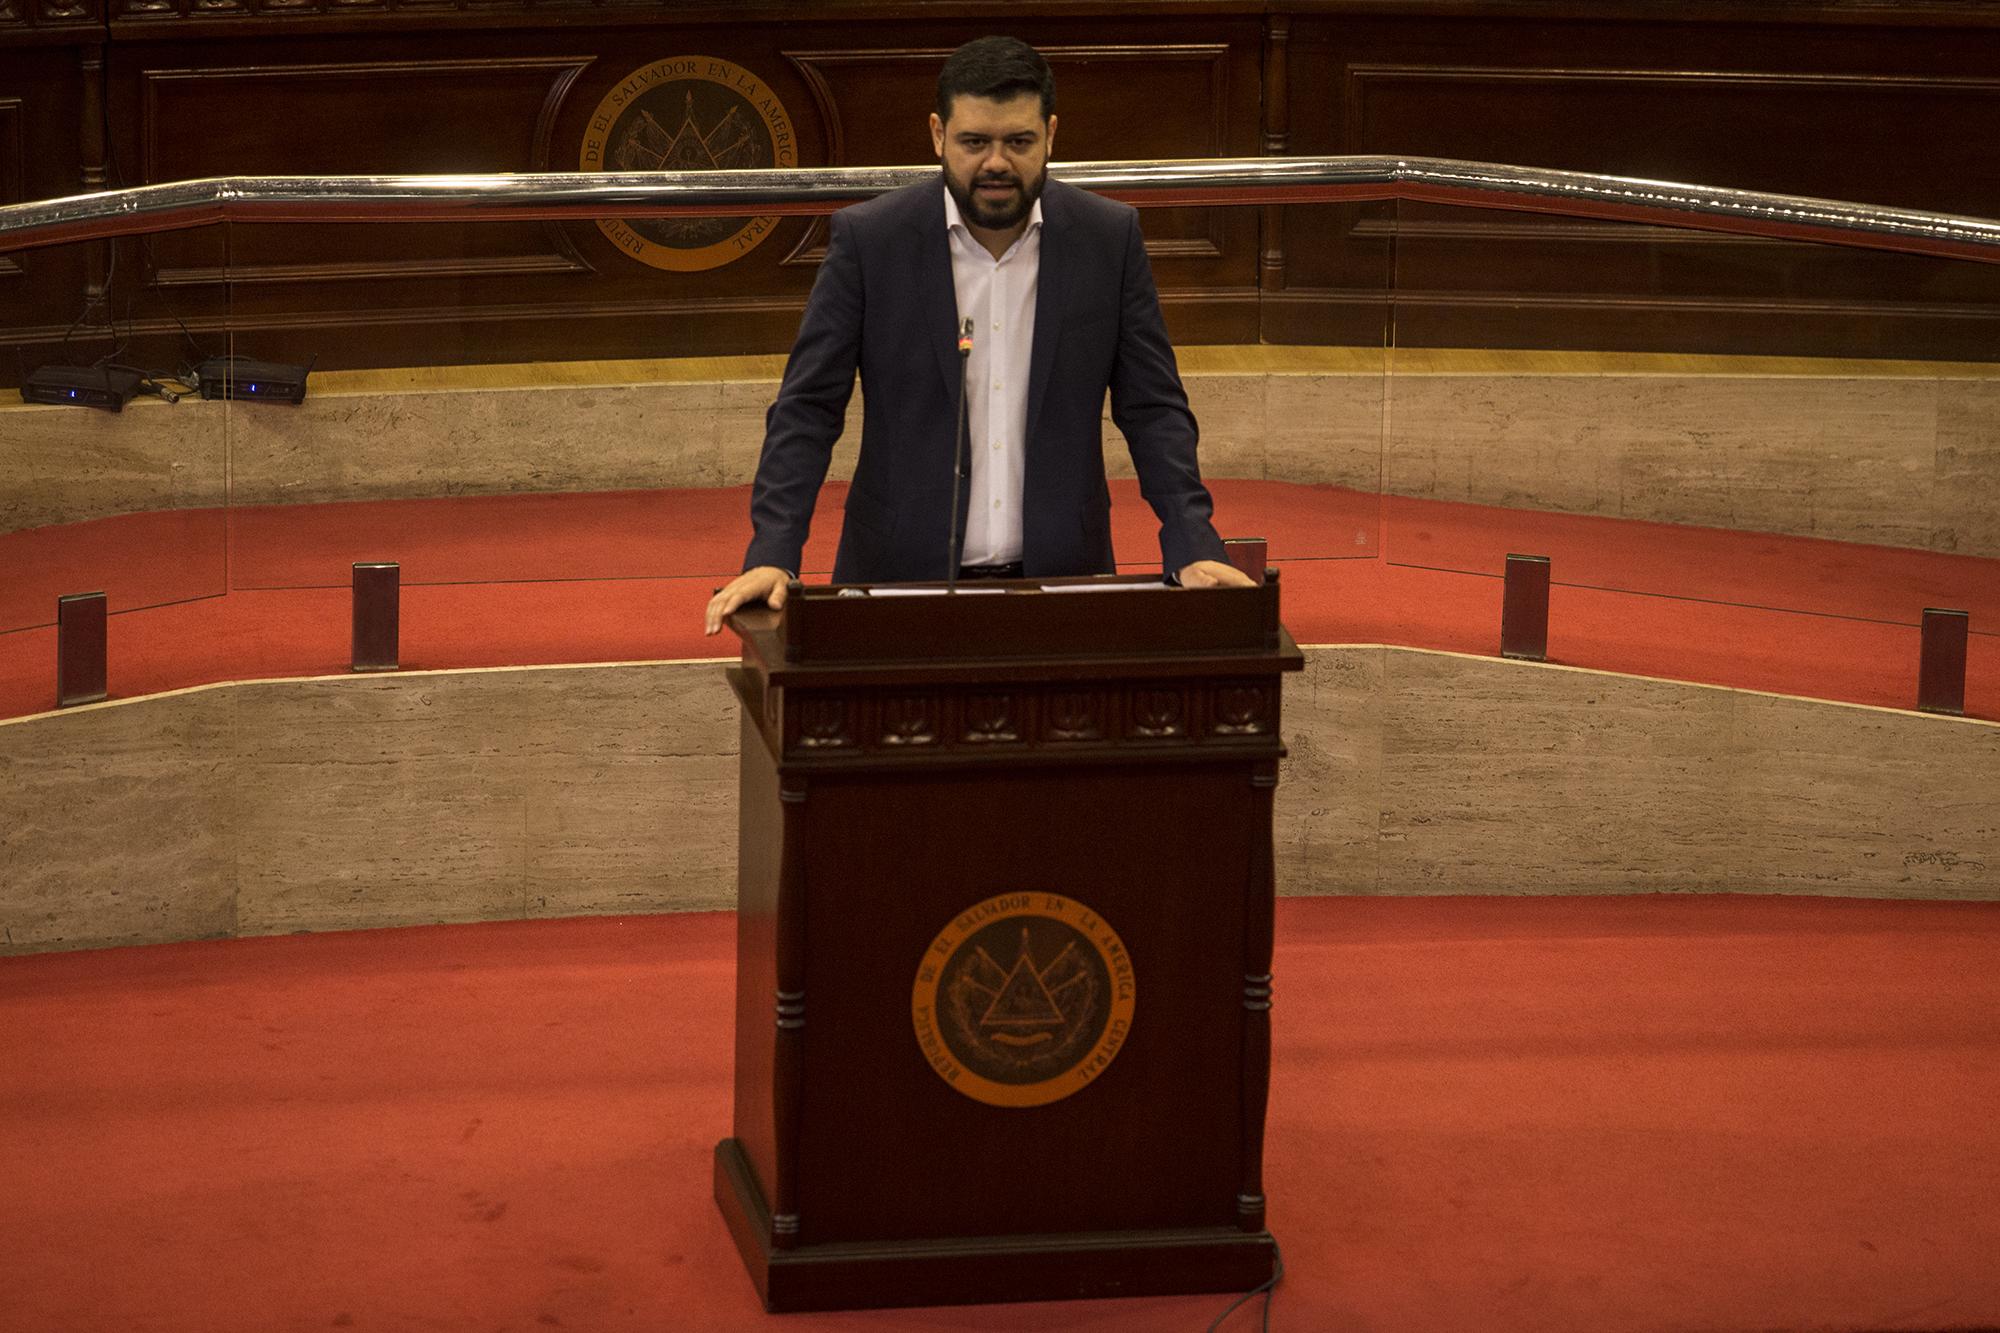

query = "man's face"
(929, 92), (1057, 233)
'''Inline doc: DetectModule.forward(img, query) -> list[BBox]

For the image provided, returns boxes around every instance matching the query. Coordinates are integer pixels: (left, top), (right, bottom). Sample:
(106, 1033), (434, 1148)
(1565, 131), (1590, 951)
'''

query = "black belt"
(957, 562), (1024, 580)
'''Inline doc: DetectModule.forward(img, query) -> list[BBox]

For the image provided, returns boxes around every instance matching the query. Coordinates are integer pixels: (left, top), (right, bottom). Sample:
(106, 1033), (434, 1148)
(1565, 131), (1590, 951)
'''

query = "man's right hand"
(704, 566), (794, 636)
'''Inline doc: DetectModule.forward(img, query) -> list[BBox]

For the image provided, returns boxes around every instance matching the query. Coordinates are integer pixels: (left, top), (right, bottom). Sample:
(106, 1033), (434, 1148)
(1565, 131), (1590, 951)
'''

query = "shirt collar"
(942, 183), (1044, 240)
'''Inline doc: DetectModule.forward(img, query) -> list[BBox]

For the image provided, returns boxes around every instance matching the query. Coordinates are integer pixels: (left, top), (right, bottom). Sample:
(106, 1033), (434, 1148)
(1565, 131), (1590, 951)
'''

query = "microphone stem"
(946, 319), (972, 592)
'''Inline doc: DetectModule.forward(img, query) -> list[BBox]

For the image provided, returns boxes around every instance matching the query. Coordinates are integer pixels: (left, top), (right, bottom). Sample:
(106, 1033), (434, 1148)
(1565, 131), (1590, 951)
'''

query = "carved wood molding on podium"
(4, 0), (103, 27)
(766, 676), (1282, 768)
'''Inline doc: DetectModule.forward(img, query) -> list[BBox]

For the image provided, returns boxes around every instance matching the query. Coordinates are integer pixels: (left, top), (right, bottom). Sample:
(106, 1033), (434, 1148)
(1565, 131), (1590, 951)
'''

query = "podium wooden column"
(717, 575), (1304, 1312)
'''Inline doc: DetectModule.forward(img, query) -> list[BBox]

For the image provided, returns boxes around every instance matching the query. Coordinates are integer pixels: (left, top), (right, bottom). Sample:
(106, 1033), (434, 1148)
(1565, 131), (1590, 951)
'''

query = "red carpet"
(1, 480), (1993, 721)
(3, 895), (1998, 1331)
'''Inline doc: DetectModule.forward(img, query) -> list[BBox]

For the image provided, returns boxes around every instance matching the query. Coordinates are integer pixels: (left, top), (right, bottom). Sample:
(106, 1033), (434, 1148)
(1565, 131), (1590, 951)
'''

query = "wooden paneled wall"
(1275, 10), (2000, 355)
(6, 1), (2000, 380)
(0, 3), (101, 377)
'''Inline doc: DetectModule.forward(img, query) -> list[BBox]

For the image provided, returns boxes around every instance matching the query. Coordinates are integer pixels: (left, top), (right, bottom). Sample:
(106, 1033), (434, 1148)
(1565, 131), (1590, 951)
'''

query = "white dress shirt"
(943, 185), (1042, 566)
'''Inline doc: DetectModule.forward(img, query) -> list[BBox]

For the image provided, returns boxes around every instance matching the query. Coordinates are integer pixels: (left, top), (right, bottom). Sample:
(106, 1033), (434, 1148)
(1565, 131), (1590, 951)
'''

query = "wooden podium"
(716, 574), (1304, 1312)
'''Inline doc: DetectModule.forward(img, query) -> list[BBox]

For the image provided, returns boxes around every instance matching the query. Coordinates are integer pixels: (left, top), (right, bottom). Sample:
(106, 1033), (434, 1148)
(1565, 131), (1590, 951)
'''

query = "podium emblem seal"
(578, 56), (798, 271)
(911, 892), (1136, 1108)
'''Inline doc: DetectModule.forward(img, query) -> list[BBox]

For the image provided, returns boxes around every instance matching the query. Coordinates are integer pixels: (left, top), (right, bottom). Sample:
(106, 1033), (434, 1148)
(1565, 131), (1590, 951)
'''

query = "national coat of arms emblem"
(579, 56), (799, 272)
(911, 892), (1137, 1108)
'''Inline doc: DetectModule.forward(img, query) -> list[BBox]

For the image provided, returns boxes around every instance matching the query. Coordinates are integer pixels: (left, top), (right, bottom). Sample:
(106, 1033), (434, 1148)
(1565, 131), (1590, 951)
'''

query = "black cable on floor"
(1205, 1238), (1284, 1331)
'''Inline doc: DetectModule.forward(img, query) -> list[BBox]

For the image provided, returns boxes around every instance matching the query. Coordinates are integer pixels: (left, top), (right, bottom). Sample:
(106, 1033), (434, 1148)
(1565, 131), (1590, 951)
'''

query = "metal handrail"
(3, 156), (1999, 263)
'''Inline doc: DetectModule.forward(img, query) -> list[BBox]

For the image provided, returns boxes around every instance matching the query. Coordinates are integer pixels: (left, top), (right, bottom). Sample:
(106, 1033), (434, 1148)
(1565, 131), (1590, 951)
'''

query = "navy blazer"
(743, 178), (1228, 583)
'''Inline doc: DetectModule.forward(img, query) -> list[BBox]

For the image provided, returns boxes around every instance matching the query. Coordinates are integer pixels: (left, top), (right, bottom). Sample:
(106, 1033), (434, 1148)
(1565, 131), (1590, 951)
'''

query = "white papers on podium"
(852, 582), (1172, 597)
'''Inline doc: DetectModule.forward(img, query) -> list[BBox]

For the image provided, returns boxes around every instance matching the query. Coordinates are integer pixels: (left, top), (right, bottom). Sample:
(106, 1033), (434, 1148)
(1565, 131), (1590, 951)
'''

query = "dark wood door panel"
(130, 53), (597, 295)
(0, 94), (26, 282)
(1278, 18), (2000, 356)
(0, 45), (95, 364)
(134, 54), (593, 180)
(1344, 65), (2000, 215)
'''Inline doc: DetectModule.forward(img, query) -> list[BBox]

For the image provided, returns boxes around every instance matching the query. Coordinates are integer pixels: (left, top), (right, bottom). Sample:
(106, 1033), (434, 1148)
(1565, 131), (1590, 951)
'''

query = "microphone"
(945, 316), (974, 592)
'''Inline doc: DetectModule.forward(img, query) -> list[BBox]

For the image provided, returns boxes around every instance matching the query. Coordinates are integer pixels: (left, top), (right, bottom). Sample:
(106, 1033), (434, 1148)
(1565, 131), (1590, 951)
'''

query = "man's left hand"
(1177, 559), (1256, 588)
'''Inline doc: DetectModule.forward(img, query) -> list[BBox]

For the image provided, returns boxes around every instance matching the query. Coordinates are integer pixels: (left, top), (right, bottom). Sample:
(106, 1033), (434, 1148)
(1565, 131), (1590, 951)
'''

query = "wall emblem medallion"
(579, 56), (798, 272)
(911, 892), (1136, 1108)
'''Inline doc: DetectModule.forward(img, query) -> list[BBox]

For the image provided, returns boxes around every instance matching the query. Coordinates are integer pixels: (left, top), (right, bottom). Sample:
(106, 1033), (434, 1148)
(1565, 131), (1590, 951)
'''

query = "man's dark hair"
(935, 37), (1056, 123)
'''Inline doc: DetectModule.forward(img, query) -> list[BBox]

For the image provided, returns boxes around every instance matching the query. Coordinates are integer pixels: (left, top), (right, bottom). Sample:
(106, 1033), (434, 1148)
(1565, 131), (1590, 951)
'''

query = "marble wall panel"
(712, 379), (776, 489)
(15, 369), (1993, 566)
(1374, 652), (1750, 894)
(710, 378), (861, 488)
(1274, 646), (1384, 896)
(230, 673), (533, 934)
(6, 648), (1998, 957)
(1383, 374), (1942, 550)
(519, 664), (740, 918)
(1614, 378), (1820, 538)
(1383, 374), (1621, 514)
(1177, 374), (1267, 480)
(0, 689), (235, 953)
(1934, 378), (2000, 558)
(0, 399), (227, 534)
(1729, 692), (2000, 898)
(1789, 380), (1940, 550)
(227, 382), (727, 506)
(1263, 373), (1386, 491)
(1102, 374), (1255, 480)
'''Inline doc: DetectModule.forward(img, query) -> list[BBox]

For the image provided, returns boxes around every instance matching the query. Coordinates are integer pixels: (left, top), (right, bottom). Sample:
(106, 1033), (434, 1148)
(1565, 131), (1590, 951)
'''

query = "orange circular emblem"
(911, 892), (1136, 1108)
(578, 56), (798, 272)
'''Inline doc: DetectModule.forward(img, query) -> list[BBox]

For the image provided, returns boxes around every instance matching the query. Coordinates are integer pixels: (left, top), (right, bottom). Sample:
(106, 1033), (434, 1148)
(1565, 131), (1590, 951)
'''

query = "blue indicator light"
(68, 389), (78, 399)
(248, 383), (259, 393)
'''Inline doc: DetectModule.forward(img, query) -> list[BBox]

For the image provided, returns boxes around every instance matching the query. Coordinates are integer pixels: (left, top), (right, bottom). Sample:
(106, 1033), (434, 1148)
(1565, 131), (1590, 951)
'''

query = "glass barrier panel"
(0, 228), (228, 638)
(220, 208), (837, 600)
(1146, 196), (1389, 573)
(216, 198), (1385, 623)
(1384, 196), (2000, 640)
(1168, 192), (1384, 564)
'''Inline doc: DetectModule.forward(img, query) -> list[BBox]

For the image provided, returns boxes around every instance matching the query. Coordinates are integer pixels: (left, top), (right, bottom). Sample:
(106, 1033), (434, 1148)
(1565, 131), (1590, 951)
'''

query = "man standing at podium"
(704, 36), (1251, 634)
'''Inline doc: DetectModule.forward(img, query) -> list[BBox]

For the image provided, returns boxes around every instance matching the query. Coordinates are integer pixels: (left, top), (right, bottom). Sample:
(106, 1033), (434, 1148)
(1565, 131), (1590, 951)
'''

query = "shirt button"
(993, 382), (1002, 390)
(992, 322), (1001, 330)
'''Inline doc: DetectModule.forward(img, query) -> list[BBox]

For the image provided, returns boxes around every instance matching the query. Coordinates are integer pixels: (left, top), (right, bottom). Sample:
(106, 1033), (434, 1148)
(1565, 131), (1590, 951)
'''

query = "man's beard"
(943, 161), (1046, 231)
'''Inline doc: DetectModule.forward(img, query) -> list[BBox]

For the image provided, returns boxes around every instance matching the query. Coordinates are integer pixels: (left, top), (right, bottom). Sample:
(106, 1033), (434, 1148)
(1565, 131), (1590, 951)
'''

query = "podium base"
(714, 1140), (1278, 1313)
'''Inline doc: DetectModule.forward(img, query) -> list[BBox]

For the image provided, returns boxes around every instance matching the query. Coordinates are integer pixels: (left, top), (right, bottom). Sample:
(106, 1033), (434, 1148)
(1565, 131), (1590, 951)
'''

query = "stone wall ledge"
(3, 644), (1993, 958)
